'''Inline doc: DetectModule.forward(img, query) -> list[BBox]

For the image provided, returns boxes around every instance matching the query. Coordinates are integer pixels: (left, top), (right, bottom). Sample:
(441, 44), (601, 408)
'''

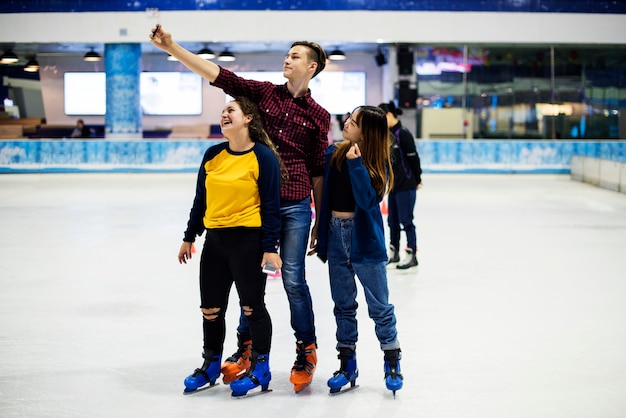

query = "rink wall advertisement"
(0, 139), (625, 174)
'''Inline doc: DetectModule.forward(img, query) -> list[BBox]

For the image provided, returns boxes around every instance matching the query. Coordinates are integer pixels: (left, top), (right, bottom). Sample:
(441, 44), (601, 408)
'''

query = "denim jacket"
(317, 144), (387, 264)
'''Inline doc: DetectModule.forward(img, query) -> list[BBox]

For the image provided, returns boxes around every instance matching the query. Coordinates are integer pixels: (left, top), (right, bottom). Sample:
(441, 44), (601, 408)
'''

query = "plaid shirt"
(212, 67), (330, 202)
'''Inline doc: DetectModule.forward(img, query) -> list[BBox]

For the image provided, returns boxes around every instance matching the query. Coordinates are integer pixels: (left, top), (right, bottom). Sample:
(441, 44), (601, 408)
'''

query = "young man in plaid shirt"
(152, 26), (330, 393)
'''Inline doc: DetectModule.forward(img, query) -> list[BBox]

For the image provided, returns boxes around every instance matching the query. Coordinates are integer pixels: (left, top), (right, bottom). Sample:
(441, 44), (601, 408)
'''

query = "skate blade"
(329, 384), (359, 396)
(182, 382), (220, 395)
(231, 388), (272, 399)
(293, 382), (312, 393)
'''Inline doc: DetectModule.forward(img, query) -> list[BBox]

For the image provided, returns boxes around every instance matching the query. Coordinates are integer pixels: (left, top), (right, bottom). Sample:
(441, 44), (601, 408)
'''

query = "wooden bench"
(0, 125), (24, 139)
(0, 117), (45, 126)
(0, 117), (45, 137)
(29, 125), (75, 139)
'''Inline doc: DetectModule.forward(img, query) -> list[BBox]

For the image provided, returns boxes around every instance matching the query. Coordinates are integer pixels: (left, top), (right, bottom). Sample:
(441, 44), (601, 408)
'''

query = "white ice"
(1, 173), (626, 418)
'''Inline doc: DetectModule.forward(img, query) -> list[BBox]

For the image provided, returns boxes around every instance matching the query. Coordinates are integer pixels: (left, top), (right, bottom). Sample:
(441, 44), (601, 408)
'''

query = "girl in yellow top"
(177, 96), (285, 397)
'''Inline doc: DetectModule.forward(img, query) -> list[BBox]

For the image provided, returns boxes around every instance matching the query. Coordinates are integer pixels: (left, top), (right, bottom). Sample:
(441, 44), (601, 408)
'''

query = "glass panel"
(415, 45), (626, 139)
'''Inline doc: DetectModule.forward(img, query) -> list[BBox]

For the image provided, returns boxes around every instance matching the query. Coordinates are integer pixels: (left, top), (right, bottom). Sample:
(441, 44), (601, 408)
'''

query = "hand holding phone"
(262, 263), (277, 274)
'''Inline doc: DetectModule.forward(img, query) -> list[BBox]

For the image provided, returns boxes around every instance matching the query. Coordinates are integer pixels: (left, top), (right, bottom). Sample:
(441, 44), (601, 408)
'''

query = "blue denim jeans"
(327, 215), (400, 351)
(238, 197), (316, 345)
(387, 188), (417, 251)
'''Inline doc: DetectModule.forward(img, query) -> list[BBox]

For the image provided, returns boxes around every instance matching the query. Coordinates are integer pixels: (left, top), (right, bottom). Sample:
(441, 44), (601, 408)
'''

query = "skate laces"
(240, 354), (268, 381)
(240, 372), (260, 385)
(191, 368), (209, 379)
(332, 367), (351, 379)
(293, 342), (314, 372)
(384, 350), (403, 380)
(332, 349), (354, 378)
(225, 345), (249, 364)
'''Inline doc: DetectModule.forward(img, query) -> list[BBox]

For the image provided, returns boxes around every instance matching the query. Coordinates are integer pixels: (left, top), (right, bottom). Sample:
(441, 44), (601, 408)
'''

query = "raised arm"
(150, 24), (221, 83)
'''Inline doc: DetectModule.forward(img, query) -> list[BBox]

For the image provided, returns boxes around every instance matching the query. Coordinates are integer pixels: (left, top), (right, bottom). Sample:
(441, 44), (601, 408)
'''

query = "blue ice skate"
(384, 349), (403, 398)
(327, 348), (359, 395)
(230, 352), (272, 398)
(183, 350), (222, 394)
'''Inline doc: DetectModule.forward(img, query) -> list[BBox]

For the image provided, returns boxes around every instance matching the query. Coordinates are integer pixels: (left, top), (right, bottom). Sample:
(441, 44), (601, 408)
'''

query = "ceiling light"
(1, 50), (19, 64)
(197, 46), (215, 60)
(328, 49), (346, 61)
(84, 49), (101, 62)
(218, 49), (236, 62)
(24, 58), (39, 72)
(167, 54), (179, 61)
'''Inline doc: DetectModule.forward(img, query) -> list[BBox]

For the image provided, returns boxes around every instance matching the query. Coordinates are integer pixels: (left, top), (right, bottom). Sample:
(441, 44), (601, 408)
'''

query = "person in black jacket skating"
(378, 101), (422, 269)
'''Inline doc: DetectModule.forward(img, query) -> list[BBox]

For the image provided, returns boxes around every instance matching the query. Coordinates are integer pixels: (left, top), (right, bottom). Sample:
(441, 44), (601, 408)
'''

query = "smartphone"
(262, 263), (277, 274)
(151, 24), (161, 38)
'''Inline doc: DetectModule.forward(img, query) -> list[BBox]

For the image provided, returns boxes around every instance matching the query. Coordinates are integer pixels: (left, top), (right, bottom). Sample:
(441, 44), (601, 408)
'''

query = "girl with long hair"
(312, 105), (403, 397)
(177, 96), (284, 397)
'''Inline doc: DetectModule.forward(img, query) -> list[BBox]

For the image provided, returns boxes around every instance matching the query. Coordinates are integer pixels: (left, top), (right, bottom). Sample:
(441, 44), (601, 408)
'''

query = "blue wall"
(1, 140), (625, 174)
(418, 140), (626, 173)
(1, 0), (625, 13)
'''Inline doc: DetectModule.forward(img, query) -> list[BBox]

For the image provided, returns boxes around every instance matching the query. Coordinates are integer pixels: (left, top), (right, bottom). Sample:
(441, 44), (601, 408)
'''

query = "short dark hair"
(378, 101), (403, 117)
(291, 41), (327, 78)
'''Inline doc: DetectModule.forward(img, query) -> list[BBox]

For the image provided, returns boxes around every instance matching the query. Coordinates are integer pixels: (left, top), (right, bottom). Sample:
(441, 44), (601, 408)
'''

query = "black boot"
(387, 245), (400, 264)
(397, 249), (417, 269)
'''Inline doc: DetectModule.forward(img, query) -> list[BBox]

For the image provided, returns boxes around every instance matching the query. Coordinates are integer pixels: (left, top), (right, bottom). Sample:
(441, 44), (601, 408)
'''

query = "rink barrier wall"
(570, 156), (626, 194)
(0, 139), (625, 175)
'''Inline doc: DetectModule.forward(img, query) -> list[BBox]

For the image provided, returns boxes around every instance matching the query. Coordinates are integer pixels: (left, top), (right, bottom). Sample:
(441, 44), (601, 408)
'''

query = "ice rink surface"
(1, 173), (625, 418)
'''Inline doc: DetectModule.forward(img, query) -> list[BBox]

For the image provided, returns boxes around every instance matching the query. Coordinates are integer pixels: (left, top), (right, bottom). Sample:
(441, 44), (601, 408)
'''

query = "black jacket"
(389, 122), (422, 191)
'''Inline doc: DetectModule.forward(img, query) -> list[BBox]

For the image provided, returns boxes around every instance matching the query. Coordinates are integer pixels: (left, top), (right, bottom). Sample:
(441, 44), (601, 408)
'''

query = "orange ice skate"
(221, 335), (252, 384)
(289, 341), (317, 393)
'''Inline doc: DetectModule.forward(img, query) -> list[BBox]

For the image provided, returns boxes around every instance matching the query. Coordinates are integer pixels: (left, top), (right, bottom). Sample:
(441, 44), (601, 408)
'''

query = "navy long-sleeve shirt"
(183, 142), (281, 254)
(316, 144), (387, 264)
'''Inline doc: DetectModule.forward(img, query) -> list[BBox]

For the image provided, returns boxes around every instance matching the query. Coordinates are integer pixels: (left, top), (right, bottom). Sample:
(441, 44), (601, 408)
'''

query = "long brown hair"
(330, 106), (393, 196)
(234, 96), (289, 186)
